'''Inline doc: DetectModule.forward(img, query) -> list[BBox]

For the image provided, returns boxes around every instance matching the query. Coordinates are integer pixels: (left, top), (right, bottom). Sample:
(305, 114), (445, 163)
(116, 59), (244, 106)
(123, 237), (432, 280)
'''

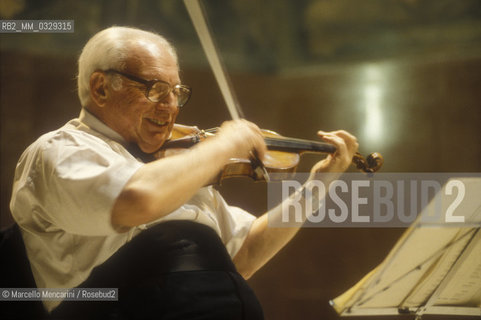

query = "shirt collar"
(79, 108), (127, 146)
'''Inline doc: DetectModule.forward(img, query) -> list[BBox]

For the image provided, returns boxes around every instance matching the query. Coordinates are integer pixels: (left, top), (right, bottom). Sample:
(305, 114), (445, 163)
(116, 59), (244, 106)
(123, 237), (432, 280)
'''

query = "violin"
(157, 124), (384, 184)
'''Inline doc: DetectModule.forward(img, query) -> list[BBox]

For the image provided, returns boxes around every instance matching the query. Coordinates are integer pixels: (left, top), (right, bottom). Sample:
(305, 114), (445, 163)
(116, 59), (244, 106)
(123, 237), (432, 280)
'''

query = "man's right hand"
(213, 119), (267, 161)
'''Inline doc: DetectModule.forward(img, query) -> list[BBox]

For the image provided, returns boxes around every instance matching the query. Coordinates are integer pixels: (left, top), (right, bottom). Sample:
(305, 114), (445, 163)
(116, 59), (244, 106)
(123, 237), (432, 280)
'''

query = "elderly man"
(10, 26), (358, 319)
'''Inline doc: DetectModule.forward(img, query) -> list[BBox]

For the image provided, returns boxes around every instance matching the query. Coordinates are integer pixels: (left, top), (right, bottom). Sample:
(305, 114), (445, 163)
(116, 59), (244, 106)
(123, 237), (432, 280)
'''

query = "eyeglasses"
(104, 69), (191, 107)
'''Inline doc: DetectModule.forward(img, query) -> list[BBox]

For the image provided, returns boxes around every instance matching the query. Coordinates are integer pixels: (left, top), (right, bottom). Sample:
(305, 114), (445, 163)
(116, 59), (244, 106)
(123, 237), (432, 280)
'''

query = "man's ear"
(89, 71), (110, 107)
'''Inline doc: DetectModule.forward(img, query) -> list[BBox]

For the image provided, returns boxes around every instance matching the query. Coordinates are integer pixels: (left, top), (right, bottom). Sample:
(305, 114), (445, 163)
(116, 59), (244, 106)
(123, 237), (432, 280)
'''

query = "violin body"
(159, 124), (300, 183)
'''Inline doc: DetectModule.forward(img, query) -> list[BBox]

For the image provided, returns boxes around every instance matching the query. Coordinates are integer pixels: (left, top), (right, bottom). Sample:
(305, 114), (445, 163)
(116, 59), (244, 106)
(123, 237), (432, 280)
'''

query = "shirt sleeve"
(26, 130), (142, 236)
(209, 188), (257, 258)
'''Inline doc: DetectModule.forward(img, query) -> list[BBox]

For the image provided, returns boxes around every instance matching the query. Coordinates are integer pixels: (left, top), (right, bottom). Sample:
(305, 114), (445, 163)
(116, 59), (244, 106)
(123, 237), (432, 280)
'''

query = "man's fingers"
(318, 130), (358, 154)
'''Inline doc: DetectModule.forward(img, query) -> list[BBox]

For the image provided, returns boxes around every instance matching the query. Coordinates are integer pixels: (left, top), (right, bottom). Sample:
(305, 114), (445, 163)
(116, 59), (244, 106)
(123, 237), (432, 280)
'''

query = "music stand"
(330, 177), (481, 319)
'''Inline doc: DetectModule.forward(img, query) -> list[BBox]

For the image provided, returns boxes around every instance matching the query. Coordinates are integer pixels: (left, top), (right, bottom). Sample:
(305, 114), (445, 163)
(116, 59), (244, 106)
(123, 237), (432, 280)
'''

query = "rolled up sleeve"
(15, 130), (143, 236)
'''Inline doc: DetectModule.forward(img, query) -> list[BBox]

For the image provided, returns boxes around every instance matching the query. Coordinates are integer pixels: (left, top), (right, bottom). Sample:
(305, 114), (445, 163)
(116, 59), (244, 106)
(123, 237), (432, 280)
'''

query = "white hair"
(77, 26), (178, 107)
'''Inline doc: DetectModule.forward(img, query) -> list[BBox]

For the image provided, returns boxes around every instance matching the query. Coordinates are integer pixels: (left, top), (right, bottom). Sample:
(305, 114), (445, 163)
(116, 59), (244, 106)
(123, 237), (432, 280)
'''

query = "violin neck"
(264, 136), (336, 154)
(161, 132), (337, 154)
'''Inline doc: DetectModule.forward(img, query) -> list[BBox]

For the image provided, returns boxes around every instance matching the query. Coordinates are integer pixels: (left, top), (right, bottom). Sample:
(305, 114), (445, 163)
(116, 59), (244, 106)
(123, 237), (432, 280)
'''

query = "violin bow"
(184, 0), (270, 181)
(183, 0), (244, 120)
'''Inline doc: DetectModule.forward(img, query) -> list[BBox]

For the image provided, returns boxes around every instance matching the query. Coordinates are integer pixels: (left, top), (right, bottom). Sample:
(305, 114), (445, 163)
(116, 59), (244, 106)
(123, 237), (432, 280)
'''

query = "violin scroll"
(352, 152), (384, 173)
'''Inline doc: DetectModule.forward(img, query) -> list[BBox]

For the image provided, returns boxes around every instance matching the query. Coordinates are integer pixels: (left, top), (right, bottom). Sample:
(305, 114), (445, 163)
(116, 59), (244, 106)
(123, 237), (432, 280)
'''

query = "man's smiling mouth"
(146, 118), (169, 127)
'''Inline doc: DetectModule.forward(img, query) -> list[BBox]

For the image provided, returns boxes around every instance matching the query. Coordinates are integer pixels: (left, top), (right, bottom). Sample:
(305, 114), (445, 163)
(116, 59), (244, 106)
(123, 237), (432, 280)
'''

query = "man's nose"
(156, 93), (178, 111)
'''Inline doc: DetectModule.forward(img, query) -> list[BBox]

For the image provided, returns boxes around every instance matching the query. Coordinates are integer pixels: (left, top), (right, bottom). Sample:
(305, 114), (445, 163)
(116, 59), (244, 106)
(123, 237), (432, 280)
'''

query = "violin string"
(263, 137), (336, 153)
(203, 128), (219, 134)
(196, 130), (336, 153)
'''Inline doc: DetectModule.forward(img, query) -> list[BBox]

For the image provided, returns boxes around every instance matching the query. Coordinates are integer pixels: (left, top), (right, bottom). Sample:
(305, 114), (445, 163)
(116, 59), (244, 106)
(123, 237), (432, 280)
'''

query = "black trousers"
(51, 221), (264, 320)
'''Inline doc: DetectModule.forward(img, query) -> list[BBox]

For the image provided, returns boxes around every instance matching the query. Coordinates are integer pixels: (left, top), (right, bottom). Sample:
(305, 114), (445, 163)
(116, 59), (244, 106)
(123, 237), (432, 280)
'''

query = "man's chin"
(137, 141), (164, 154)
(137, 131), (171, 154)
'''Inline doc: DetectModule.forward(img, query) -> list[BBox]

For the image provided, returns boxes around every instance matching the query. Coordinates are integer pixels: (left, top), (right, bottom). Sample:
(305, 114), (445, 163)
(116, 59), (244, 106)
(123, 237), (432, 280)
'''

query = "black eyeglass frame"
(103, 69), (191, 107)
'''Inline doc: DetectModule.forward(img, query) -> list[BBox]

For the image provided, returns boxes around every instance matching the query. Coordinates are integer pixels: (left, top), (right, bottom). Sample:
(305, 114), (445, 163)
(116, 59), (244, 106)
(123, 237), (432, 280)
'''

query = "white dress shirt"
(10, 109), (255, 312)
